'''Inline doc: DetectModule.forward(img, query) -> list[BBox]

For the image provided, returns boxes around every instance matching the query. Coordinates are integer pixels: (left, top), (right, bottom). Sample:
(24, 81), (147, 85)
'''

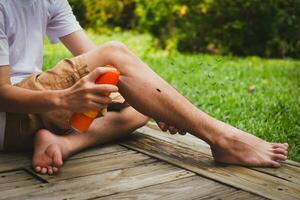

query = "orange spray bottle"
(70, 66), (120, 133)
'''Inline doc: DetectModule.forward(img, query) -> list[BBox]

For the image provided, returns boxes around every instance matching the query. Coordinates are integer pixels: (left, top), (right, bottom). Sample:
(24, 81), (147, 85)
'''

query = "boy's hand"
(156, 121), (186, 135)
(59, 67), (118, 112)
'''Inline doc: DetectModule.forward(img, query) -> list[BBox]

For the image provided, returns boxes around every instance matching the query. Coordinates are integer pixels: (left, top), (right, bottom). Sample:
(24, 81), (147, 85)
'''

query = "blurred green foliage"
(69, 0), (300, 58)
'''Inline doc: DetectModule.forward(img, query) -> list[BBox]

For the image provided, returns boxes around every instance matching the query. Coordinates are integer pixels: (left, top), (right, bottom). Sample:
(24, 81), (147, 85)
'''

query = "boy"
(0, 0), (288, 175)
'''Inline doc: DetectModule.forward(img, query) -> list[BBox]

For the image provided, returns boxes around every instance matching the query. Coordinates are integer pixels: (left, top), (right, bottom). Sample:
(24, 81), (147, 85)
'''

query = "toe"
(272, 143), (284, 149)
(272, 143), (288, 151)
(272, 154), (287, 161)
(273, 148), (287, 155)
(53, 149), (63, 168)
(47, 166), (53, 175)
(41, 167), (47, 174)
(35, 166), (41, 172)
(53, 167), (58, 173)
(284, 143), (289, 150)
(269, 160), (281, 168)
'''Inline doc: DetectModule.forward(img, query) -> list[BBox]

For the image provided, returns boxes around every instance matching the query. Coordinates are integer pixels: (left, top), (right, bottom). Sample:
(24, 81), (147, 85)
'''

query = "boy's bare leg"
(32, 107), (149, 175)
(82, 41), (288, 168)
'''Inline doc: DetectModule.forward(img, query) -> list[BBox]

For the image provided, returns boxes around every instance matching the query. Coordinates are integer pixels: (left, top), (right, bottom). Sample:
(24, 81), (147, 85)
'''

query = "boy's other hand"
(59, 67), (119, 112)
(156, 121), (186, 135)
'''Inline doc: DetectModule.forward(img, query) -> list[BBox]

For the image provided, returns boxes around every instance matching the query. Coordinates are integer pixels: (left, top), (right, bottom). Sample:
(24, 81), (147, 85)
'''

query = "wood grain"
(68, 144), (126, 160)
(97, 175), (265, 200)
(32, 149), (157, 182)
(1, 162), (194, 200)
(0, 152), (31, 172)
(0, 170), (42, 191)
(0, 144), (125, 173)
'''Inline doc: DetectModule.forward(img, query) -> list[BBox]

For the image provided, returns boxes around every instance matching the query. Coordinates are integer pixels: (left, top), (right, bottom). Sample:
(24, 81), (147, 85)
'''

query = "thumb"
(85, 67), (117, 82)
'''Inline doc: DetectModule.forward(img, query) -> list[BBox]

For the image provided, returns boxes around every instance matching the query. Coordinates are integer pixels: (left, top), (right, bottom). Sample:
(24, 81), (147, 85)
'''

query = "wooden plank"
(0, 144), (125, 173)
(213, 190), (266, 200)
(0, 152), (31, 172)
(143, 125), (300, 184)
(0, 170), (34, 184)
(97, 175), (265, 200)
(1, 162), (194, 200)
(120, 131), (300, 200)
(252, 165), (300, 185)
(0, 170), (42, 191)
(142, 125), (211, 154)
(68, 144), (126, 160)
(33, 149), (157, 182)
(283, 160), (300, 167)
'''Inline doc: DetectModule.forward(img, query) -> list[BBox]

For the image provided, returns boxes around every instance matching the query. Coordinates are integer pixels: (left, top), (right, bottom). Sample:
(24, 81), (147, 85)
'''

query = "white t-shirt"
(0, 0), (82, 150)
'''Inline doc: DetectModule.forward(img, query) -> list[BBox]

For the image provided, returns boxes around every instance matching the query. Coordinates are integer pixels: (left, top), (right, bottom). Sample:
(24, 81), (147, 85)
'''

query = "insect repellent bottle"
(70, 66), (120, 133)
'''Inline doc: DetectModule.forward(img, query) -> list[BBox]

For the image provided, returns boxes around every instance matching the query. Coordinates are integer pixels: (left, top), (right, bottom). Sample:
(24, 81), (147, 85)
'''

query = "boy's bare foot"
(210, 127), (288, 168)
(32, 129), (71, 175)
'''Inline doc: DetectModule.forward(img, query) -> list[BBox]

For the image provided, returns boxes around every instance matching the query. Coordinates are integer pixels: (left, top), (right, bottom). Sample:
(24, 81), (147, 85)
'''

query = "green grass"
(44, 31), (300, 162)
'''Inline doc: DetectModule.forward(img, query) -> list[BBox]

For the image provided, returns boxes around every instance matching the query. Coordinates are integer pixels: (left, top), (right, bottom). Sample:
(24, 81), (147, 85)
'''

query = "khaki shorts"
(4, 55), (128, 151)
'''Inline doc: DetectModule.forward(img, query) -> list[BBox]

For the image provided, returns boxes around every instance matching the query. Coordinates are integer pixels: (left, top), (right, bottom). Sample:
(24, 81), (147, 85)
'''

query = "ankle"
(58, 136), (72, 159)
(194, 121), (236, 147)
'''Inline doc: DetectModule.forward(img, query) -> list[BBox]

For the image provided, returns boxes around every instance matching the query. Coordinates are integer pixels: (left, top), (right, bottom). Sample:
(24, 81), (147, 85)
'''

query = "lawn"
(44, 31), (300, 162)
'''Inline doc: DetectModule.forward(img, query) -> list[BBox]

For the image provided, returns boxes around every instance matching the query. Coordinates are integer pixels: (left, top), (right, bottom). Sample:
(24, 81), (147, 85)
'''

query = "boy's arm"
(60, 30), (96, 56)
(0, 66), (118, 113)
(0, 66), (63, 113)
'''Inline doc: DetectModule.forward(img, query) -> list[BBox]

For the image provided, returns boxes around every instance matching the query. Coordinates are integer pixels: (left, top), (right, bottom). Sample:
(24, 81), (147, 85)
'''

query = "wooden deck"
(1, 123), (299, 200)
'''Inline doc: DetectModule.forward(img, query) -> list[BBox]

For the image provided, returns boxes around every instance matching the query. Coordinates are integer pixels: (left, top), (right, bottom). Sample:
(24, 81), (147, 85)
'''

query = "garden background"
(44, 0), (300, 161)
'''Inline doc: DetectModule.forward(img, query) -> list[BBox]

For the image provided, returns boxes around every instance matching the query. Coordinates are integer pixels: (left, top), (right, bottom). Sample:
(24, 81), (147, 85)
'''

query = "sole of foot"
(32, 129), (69, 175)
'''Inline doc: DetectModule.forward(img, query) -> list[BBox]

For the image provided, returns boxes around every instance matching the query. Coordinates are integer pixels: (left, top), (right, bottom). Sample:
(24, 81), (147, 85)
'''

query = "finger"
(90, 95), (113, 105)
(157, 122), (168, 132)
(168, 126), (178, 135)
(98, 104), (108, 109)
(85, 102), (107, 111)
(91, 84), (119, 95)
(85, 67), (117, 82)
(178, 130), (187, 135)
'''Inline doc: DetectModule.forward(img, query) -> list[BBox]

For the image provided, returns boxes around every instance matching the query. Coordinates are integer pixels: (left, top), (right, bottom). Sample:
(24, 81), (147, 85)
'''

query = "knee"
(101, 41), (129, 53)
(96, 41), (131, 68)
